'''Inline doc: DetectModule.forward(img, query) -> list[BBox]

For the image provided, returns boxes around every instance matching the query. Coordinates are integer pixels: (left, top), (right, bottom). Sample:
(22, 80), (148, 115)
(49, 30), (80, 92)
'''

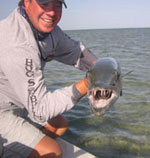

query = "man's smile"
(41, 18), (55, 24)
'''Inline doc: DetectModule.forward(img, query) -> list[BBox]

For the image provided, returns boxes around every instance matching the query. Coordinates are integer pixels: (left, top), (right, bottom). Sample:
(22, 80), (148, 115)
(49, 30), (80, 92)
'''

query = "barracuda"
(87, 57), (122, 116)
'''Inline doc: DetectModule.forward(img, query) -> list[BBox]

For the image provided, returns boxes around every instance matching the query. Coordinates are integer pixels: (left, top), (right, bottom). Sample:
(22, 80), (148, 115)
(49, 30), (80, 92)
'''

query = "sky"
(0, 0), (150, 30)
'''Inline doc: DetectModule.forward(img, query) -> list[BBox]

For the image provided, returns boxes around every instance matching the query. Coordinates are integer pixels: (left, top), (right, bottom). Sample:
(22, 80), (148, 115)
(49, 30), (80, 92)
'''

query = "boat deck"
(57, 138), (97, 158)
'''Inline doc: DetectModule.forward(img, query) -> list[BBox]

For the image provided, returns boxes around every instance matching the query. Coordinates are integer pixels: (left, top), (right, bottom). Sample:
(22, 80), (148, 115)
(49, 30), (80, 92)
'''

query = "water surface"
(45, 28), (150, 158)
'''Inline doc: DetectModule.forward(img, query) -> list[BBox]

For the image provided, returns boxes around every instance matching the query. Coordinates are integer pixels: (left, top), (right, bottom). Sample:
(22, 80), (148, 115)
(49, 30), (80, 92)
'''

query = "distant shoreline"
(63, 27), (150, 32)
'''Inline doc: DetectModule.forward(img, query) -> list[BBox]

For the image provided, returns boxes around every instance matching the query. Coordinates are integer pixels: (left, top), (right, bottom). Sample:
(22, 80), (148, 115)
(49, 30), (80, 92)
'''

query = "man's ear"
(24, 0), (31, 9)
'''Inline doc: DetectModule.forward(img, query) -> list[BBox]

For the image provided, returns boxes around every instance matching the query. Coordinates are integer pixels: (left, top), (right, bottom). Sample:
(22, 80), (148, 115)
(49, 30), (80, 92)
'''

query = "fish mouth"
(93, 88), (112, 100)
(90, 88), (112, 116)
(88, 88), (118, 117)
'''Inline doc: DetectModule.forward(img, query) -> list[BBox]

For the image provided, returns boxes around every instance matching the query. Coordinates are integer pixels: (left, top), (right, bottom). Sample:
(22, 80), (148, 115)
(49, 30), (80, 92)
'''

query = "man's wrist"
(75, 77), (88, 96)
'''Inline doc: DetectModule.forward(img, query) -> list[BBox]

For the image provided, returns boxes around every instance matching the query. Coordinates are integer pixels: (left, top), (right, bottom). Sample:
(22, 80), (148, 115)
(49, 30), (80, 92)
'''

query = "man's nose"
(47, 9), (55, 16)
(43, 5), (56, 16)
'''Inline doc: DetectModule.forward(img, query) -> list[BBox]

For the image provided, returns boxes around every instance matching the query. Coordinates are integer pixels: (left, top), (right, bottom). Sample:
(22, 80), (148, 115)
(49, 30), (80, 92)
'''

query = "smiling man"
(25, 0), (64, 32)
(0, 0), (97, 157)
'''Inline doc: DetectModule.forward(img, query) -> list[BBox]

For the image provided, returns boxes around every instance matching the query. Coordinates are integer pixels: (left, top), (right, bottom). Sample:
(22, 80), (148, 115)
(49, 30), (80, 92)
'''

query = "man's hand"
(75, 60), (97, 96)
(75, 77), (88, 96)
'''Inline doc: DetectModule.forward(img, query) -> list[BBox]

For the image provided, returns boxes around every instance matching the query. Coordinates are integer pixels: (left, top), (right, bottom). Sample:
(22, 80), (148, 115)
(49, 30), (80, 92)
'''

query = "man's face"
(24, 0), (62, 33)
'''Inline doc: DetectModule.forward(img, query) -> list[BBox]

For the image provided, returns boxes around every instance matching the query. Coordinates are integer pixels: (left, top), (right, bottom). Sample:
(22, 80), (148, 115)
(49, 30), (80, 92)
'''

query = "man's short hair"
(18, 0), (32, 6)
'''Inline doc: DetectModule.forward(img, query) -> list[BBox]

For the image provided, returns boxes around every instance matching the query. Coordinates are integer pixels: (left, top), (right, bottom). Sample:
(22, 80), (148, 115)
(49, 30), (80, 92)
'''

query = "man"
(0, 0), (97, 157)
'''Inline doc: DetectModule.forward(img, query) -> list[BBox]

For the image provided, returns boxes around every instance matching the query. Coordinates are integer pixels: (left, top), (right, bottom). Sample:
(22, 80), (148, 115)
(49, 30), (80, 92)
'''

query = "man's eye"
(55, 3), (62, 8)
(41, 3), (48, 8)
(41, 2), (62, 9)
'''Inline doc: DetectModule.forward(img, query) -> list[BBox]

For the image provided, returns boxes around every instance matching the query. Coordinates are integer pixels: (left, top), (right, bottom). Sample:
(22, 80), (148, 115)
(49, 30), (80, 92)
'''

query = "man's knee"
(41, 115), (68, 138)
(29, 136), (62, 158)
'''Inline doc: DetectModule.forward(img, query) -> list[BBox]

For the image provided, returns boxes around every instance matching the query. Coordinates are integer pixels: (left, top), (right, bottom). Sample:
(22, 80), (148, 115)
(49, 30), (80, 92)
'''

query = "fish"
(87, 57), (122, 116)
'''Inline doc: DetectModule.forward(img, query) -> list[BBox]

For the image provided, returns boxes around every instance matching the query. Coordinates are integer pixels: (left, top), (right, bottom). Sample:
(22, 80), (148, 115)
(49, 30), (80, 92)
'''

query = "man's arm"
(52, 26), (97, 71)
(0, 46), (83, 126)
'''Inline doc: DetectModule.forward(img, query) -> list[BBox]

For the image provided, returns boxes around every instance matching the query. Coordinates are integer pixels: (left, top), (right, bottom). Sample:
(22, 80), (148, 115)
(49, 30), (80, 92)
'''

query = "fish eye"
(111, 83), (116, 86)
(116, 74), (120, 80)
(114, 72), (120, 81)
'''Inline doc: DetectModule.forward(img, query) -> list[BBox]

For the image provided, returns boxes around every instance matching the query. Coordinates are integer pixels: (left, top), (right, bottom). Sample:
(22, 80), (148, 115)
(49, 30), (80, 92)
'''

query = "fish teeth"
(94, 89), (97, 96)
(93, 88), (113, 100)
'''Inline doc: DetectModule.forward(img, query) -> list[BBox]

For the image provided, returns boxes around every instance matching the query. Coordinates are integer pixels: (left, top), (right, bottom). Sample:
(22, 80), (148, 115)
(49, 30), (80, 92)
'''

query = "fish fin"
(122, 70), (133, 78)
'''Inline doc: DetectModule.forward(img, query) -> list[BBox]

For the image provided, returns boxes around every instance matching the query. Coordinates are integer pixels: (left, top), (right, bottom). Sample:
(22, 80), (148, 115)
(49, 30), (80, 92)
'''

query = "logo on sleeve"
(25, 59), (37, 115)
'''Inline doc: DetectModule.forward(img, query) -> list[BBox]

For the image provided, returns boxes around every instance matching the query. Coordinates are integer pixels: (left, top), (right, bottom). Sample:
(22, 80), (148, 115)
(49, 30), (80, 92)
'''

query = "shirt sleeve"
(53, 26), (97, 71)
(0, 46), (82, 126)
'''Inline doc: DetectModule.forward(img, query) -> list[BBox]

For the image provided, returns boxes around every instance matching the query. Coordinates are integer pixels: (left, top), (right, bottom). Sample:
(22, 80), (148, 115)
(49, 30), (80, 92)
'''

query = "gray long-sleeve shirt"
(0, 8), (97, 125)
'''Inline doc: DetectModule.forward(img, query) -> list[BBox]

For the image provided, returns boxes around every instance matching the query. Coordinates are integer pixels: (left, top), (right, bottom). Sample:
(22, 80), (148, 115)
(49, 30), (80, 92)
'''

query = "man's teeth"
(43, 19), (54, 23)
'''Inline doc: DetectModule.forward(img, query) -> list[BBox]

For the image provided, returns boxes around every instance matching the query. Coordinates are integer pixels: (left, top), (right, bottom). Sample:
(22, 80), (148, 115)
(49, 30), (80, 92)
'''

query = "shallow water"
(44, 28), (150, 158)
